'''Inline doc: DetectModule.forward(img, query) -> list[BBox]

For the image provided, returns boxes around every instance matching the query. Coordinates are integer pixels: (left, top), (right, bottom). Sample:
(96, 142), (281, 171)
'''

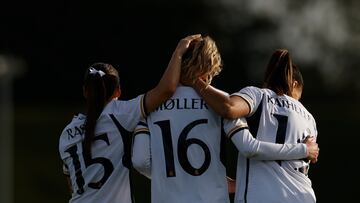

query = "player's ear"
(292, 81), (299, 89)
(113, 87), (121, 99)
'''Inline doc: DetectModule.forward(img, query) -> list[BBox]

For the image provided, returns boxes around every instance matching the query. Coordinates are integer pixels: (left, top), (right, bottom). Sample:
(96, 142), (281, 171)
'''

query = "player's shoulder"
(60, 114), (86, 134)
(59, 114), (85, 151)
(236, 86), (269, 95)
(231, 86), (267, 102)
(103, 94), (144, 115)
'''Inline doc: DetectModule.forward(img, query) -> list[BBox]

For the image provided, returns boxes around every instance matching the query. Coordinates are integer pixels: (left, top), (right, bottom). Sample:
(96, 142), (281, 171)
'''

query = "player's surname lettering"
(156, 98), (208, 111)
(266, 95), (311, 120)
(66, 124), (85, 140)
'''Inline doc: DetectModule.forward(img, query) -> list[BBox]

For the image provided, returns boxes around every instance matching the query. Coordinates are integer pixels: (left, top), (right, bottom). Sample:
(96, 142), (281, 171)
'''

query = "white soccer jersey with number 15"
(232, 86), (317, 203)
(142, 86), (230, 203)
(59, 95), (145, 203)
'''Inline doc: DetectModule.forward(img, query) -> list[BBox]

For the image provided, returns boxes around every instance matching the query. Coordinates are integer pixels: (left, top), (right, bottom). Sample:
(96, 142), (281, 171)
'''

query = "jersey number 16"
(155, 119), (211, 177)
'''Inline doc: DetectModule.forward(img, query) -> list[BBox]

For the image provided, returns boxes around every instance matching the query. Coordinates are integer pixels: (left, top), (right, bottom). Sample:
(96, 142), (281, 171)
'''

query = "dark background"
(0, 0), (359, 202)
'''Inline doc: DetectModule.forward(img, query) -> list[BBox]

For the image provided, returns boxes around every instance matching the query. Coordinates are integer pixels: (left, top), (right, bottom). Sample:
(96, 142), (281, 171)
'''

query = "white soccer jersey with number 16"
(142, 86), (230, 203)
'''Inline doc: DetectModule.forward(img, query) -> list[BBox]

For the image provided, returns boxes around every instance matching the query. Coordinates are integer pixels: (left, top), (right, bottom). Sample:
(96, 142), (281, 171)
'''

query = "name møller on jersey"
(156, 98), (209, 111)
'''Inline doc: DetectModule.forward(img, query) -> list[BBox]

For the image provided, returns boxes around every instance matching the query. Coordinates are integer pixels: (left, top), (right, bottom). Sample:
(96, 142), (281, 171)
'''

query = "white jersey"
(59, 95), (145, 203)
(232, 86), (317, 203)
(137, 86), (233, 203)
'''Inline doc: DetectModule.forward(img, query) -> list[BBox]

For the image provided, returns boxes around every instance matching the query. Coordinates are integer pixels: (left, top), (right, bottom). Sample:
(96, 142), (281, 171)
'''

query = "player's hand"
(174, 34), (202, 57)
(304, 136), (319, 163)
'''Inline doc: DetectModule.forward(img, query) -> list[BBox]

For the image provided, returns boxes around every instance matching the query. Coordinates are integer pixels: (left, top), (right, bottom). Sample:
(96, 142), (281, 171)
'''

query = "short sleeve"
(105, 94), (146, 131)
(132, 118), (151, 178)
(133, 118), (150, 137)
(223, 117), (249, 139)
(231, 86), (263, 116)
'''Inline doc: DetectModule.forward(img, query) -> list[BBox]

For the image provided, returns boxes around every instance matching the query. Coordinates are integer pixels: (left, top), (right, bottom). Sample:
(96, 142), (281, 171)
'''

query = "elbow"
(132, 156), (151, 178)
(239, 147), (257, 158)
(132, 155), (148, 171)
(243, 151), (257, 159)
(219, 98), (249, 119)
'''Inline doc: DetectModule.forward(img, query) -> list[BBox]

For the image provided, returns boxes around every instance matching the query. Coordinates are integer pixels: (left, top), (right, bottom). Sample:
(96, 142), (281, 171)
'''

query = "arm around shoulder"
(193, 79), (250, 119)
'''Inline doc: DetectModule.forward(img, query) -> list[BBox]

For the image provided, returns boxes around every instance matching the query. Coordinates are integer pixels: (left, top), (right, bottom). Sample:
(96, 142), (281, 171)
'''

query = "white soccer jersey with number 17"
(232, 86), (317, 203)
(59, 95), (145, 203)
(142, 86), (230, 203)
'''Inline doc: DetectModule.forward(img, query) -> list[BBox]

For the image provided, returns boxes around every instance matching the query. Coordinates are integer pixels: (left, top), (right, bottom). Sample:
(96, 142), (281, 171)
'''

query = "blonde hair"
(181, 36), (222, 85)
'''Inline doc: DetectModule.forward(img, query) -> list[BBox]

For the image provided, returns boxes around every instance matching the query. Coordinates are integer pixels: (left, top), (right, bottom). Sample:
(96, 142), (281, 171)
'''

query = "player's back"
(146, 86), (229, 203)
(59, 96), (144, 203)
(233, 86), (316, 203)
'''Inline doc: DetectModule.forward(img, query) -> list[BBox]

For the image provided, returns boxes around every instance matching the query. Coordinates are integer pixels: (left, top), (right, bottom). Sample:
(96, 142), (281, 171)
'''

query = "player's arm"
(193, 79), (250, 119)
(132, 120), (152, 178)
(144, 34), (201, 114)
(226, 120), (319, 162)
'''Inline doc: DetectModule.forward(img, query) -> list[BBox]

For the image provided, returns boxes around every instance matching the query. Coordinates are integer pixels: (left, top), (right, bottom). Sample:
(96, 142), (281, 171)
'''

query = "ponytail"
(263, 49), (295, 96)
(83, 68), (106, 158)
(82, 63), (120, 158)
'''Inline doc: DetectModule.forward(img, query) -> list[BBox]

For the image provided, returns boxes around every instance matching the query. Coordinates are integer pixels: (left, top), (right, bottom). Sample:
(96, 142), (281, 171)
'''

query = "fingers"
(175, 34), (202, 56)
(182, 34), (202, 48)
(184, 34), (201, 41)
(304, 135), (315, 143)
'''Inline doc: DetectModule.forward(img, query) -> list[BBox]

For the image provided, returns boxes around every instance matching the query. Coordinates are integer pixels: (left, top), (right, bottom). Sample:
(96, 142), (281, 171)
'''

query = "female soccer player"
(193, 49), (319, 203)
(58, 34), (201, 203)
(132, 38), (319, 203)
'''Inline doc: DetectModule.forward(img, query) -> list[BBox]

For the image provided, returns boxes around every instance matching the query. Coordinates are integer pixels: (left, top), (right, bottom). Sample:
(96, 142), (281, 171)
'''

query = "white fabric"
(132, 86), (311, 203)
(225, 118), (307, 160)
(132, 119), (152, 178)
(59, 95), (144, 203)
(139, 86), (230, 203)
(232, 86), (317, 203)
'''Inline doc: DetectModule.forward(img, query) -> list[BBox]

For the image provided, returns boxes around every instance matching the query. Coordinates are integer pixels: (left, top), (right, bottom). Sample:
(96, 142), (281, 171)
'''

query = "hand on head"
(174, 34), (202, 57)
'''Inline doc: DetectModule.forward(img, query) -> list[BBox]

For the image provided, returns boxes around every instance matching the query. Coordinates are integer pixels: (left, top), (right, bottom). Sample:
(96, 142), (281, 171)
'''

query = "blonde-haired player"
(132, 36), (318, 203)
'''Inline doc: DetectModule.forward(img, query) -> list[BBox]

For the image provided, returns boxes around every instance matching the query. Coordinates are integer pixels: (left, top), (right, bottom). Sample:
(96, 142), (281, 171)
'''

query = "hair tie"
(89, 67), (106, 77)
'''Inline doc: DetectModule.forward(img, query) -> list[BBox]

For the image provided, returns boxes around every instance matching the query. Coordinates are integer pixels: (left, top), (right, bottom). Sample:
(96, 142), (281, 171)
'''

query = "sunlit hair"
(181, 35), (222, 85)
(83, 62), (120, 158)
(263, 49), (303, 97)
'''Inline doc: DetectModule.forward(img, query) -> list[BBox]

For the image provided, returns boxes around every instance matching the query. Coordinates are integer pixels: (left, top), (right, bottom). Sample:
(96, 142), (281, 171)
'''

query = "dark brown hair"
(263, 49), (303, 96)
(83, 62), (120, 158)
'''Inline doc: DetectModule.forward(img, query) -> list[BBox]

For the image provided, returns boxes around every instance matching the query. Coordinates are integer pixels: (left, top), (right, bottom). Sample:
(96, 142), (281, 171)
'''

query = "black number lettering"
(273, 114), (288, 166)
(155, 119), (211, 177)
(65, 133), (114, 193)
(154, 120), (176, 177)
(65, 145), (85, 194)
(83, 134), (114, 189)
